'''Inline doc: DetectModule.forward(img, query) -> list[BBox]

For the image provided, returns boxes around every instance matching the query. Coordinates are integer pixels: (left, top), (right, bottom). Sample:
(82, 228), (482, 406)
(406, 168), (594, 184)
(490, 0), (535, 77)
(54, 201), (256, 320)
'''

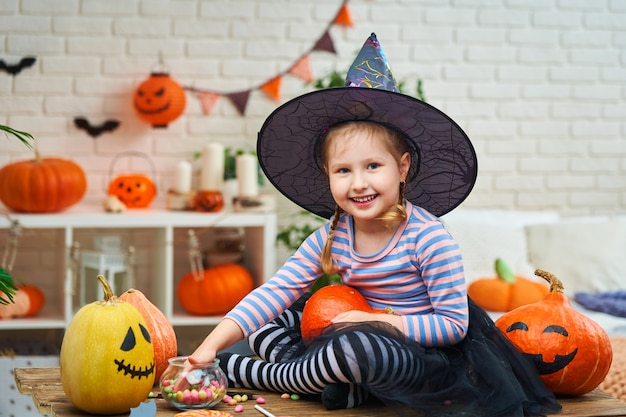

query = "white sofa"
(440, 209), (626, 337)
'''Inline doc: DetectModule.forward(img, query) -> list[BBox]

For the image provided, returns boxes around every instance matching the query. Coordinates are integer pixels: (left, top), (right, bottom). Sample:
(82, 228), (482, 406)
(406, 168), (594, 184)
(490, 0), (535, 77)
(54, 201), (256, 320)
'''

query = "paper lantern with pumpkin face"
(133, 72), (186, 128)
(495, 269), (612, 396)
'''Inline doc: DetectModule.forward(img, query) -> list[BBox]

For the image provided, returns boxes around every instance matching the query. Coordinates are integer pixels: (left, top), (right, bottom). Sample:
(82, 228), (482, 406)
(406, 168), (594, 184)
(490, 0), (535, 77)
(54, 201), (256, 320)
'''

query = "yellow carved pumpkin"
(60, 275), (155, 415)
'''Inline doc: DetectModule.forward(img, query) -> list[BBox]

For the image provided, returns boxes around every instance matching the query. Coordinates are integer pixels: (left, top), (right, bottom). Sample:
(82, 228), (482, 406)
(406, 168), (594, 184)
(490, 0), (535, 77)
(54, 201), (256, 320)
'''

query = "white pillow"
(440, 209), (560, 284)
(525, 219), (626, 297)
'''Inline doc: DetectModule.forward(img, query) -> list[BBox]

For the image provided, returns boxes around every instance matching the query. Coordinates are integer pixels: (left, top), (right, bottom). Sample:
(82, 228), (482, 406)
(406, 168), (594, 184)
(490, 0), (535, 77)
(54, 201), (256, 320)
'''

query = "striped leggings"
(217, 301), (429, 410)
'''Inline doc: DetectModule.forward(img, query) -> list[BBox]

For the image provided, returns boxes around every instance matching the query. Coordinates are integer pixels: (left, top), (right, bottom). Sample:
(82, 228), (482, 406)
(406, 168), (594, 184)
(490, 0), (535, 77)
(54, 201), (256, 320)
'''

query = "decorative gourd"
(177, 263), (254, 315)
(0, 289), (29, 319)
(133, 72), (187, 128)
(0, 284), (45, 319)
(107, 174), (157, 209)
(301, 285), (391, 345)
(19, 284), (45, 317)
(0, 153), (87, 213)
(194, 190), (224, 213)
(467, 258), (549, 312)
(60, 275), (155, 415)
(119, 288), (177, 381)
(495, 269), (613, 396)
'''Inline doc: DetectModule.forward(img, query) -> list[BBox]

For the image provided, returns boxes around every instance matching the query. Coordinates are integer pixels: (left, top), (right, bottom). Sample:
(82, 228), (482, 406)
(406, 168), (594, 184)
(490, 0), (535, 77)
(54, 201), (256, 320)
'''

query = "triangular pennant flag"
(260, 76), (282, 102)
(226, 90), (251, 115)
(334, 4), (354, 27)
(289, 55), (314, 83)
(312, 31), (336, 54)
(198, 92), (221, 116)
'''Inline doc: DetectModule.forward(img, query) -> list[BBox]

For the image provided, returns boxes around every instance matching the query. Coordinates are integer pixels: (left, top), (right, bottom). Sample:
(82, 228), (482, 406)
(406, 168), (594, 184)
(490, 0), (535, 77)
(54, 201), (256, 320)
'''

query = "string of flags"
(184, 0), (354, 117)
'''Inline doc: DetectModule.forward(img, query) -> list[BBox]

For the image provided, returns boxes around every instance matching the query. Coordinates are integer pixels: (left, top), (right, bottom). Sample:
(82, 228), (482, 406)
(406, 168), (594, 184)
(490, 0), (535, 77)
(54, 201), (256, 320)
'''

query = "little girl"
(186, 34), (561, 416)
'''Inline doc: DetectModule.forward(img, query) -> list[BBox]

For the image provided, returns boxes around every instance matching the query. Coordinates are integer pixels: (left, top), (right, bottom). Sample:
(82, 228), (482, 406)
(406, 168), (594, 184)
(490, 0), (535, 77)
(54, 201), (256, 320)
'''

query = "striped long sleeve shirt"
(225, 202), (469, 347)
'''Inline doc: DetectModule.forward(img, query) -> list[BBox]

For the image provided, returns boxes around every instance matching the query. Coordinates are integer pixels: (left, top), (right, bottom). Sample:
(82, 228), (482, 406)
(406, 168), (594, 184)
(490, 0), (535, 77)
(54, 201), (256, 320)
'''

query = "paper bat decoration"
(0, 56), (37, 76)
(74, 117), (120, 138)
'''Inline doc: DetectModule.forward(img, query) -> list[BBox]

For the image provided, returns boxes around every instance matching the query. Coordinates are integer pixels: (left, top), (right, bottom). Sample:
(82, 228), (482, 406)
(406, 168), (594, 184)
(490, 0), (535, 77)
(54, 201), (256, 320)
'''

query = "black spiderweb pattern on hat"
(257, 87), (477, 219)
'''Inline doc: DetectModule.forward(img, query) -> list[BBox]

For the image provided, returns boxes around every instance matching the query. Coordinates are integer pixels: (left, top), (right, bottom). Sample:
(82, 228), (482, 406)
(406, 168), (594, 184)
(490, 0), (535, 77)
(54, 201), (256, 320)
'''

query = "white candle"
(236, 153), (259, 197)
(174, 160), (192, 194)
(200, 142), (224, 191)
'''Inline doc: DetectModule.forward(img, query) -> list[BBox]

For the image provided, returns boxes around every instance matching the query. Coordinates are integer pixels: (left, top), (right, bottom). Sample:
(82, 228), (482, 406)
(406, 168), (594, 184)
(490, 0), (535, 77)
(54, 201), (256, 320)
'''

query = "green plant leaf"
(0, 125), (34, 149)
(0, 267), (18, 305)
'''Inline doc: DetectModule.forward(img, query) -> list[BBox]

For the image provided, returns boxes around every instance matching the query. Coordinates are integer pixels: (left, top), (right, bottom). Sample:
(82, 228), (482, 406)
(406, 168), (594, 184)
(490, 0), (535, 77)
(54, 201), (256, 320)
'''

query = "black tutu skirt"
(310, 298), (562, 417)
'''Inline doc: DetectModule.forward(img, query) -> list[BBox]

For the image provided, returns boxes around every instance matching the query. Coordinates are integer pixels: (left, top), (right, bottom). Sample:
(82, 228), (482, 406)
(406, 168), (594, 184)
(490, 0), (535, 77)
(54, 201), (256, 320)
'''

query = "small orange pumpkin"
(467, 258), (549, 312)
(119, 288), (178, 381)
(301, 285), (390, 345)
(0, 283), (45, 319)
(133, 72), (186, 128)
(495, 269), (613, 396)
(194, 190), (224, 213)
(0, 153), (87, 213)
(19, 284), (45, 317)
(0, 289), (30, 319)
(177, 263), (254, 315)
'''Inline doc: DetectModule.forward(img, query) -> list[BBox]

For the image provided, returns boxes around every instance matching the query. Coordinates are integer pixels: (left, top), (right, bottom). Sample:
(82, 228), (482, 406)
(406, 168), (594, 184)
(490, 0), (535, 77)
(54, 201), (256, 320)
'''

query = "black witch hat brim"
(257, 86), (478, 219)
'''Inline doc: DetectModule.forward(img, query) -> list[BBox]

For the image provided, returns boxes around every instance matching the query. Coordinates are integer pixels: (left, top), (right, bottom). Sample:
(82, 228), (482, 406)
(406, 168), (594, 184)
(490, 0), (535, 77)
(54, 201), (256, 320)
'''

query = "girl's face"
(325, 127), (410, 225)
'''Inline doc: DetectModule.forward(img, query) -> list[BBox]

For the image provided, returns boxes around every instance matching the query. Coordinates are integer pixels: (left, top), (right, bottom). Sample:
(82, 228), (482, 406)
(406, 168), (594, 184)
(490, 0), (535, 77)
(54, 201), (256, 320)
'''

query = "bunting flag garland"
(198, 92), (221, 115)
(184, 0), (353, 117)
(288, 55), (314, 83)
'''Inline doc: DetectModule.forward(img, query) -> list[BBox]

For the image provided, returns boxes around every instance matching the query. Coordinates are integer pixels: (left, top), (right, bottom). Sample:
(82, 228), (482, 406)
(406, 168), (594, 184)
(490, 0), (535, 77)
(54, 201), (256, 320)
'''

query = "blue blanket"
(575, 290), (626, 318)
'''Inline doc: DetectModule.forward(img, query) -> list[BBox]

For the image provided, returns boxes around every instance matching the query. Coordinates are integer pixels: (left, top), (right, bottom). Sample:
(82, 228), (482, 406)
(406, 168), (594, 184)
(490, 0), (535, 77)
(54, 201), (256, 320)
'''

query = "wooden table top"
(14, 367), (626, 417)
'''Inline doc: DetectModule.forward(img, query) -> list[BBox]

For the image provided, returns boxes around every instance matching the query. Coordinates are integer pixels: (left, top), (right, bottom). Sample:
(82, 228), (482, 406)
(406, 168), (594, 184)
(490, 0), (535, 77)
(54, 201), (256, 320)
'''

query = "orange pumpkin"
(19, 284), (45, 317)
(0, 289), (29, 319)
(177, 263), (254, 315)
(301, 285), (391, 345)
(194, 190), (224, 213)
(133, 72), (186, 128)
(0, 153), (87, 213)
(0, 283), (45, 319)
(108, 174), (157, 208)
(119, 288), (178, 381)
(495, 269), (613, 396)
(467, 258), (549, 312)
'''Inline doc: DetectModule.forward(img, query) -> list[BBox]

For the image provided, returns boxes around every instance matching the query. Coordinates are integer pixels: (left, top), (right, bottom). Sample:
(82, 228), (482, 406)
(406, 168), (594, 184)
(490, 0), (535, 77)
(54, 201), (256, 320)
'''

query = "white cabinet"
(0, 206), (277, 334)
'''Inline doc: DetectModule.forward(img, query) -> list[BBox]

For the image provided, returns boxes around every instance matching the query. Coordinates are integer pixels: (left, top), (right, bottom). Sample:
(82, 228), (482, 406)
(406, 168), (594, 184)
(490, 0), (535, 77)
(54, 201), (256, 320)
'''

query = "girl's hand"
(331, 309), (403, 330)
(331, 310), (379, 323)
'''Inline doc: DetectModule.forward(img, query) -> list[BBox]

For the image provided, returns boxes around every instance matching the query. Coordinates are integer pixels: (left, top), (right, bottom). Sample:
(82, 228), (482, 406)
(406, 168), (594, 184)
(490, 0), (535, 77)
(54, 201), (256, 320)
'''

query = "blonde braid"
(377, 181), (407, 224)
(321, 205), (343, 275)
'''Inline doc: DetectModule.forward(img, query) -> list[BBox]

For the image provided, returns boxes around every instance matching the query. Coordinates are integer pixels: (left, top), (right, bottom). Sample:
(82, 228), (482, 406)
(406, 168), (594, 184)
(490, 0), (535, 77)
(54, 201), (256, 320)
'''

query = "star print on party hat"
(257, 32), (478, 219)
(345, 33), (399, 92)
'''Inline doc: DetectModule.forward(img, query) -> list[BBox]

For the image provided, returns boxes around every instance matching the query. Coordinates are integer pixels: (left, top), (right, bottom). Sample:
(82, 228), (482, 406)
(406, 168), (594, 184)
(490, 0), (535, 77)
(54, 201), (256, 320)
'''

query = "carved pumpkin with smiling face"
(60, 275), (156, 415)
(495, 270), (613, 396)
(133, 72), (186, 128)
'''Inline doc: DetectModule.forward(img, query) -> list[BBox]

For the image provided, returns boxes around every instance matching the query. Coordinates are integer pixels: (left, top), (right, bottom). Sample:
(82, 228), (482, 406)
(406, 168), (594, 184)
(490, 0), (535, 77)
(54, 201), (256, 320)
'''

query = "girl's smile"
(325, 130), (409, 227)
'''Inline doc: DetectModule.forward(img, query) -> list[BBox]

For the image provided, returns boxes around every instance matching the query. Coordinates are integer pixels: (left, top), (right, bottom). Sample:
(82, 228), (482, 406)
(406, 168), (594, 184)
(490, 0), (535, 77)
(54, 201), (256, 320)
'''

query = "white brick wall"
(0, 0), (624, 220)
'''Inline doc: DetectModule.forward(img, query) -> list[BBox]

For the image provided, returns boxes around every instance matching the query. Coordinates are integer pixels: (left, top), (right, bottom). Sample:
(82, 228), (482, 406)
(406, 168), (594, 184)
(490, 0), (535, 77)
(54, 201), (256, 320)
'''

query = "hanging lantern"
(133, 72), (186, 128)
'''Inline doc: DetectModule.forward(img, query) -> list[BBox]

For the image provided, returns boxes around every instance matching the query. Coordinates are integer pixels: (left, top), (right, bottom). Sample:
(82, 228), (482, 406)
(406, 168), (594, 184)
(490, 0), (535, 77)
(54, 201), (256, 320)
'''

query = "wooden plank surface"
(14, 367), (626, 417)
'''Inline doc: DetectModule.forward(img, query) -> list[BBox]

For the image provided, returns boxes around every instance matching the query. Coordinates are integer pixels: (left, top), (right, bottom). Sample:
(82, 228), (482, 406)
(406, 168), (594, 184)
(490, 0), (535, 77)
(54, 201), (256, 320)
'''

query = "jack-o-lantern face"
(133, 72), (186, 128)
(194, 190), (224, 212)
(494, 271), (613, 396)
(60, 275), (157, 414)
(108, 174), (157, 208)
(115, 322), (155, 380)
(500, 321), (577, 375)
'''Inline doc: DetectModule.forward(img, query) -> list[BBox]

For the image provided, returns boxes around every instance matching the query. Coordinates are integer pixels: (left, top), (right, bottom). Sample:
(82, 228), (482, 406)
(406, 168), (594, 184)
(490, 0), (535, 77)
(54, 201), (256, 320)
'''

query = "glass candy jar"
(160, 356), (227, 410)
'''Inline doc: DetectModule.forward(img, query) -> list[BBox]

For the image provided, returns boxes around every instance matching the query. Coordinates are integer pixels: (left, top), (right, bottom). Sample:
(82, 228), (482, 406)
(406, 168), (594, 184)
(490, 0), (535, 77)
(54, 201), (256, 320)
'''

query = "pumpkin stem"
(534, 269), (564, 293)
(97, 275), (116, 302)
(495, 258), (516, 283)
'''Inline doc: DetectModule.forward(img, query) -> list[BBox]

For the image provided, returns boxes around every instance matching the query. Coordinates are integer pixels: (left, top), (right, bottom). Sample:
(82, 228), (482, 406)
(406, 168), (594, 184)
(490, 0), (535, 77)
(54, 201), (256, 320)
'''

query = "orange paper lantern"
(133, 72), (186, 128)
